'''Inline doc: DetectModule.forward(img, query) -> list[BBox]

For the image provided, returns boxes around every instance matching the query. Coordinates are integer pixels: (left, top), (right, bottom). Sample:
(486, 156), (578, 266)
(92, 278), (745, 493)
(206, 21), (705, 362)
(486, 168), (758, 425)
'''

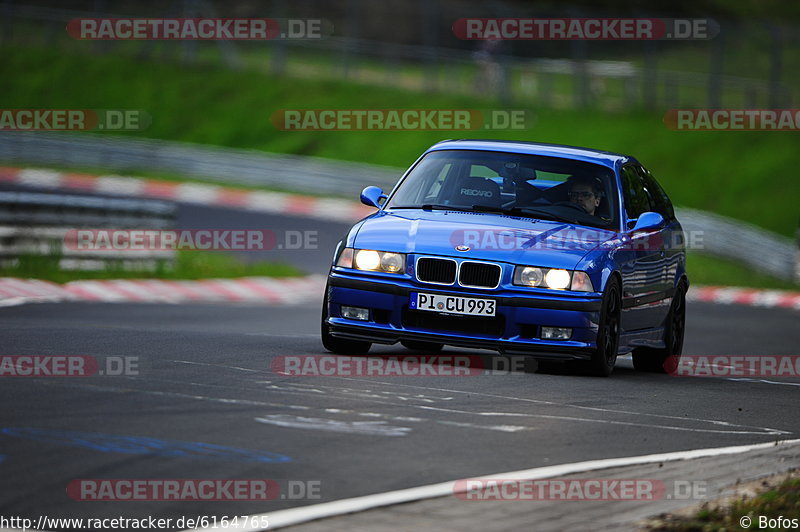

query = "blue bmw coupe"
(322, 140), (688, 376)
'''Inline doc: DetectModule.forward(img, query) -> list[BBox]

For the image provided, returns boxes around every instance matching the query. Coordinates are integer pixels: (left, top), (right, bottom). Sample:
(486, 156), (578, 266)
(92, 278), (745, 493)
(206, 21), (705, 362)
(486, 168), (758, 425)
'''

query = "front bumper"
(326, 272), (603, 359)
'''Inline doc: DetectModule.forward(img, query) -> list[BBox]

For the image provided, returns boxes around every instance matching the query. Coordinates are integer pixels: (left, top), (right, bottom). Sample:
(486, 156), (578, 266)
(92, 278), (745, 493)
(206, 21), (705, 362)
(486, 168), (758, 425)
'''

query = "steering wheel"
(553, 200), (590, 214)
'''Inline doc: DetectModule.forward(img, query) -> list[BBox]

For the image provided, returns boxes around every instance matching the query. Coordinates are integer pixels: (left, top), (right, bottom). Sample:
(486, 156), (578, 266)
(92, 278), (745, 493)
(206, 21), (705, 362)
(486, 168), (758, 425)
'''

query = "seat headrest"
(452, 177), (502, 207)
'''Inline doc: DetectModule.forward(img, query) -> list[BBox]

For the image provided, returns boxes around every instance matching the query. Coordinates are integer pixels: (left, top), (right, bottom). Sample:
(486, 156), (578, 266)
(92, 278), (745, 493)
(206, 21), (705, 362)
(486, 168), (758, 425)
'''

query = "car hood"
(353, 209), (617, 270)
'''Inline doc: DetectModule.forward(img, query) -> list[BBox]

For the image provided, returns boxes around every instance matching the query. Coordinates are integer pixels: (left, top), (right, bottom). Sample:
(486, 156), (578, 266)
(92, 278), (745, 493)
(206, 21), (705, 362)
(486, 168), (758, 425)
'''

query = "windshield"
(386, 149), (619, 230)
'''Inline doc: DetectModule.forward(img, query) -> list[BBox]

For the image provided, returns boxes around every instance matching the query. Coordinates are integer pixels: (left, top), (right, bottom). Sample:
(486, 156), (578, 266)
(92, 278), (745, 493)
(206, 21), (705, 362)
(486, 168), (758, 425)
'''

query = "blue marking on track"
(0, 428), (291, 463)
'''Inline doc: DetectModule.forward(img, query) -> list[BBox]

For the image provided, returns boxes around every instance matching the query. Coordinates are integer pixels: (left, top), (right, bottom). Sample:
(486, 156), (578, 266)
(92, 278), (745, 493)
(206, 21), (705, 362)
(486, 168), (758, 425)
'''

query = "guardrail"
(0, 191), (176, 271)
(0, 132), (401, 198)
(676, 208), (797, 282)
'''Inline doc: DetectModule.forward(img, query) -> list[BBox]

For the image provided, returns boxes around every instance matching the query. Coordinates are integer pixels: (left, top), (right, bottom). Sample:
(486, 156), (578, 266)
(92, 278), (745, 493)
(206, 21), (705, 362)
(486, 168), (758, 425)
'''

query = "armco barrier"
(0, 132), (401, 198)
(0, 191), (176, 271)
(676, 207), (796, 281)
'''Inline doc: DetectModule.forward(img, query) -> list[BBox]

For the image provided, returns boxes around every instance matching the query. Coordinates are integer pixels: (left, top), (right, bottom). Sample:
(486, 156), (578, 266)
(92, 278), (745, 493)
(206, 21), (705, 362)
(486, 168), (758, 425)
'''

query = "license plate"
(410, 292), (496, 317)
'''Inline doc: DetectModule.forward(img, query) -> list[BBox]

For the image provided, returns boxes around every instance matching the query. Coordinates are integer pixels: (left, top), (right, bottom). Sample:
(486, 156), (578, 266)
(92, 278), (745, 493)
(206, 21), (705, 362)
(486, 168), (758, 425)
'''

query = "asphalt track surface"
(1, 197), (799, 530)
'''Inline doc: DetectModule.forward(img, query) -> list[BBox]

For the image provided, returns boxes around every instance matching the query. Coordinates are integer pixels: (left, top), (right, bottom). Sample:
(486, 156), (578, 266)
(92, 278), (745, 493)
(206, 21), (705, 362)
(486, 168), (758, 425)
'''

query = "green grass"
(687, 252), (800, 290)
(647, 474), (800, 531)
(2, 46), (798, 238)
(0, 251), (303, 284)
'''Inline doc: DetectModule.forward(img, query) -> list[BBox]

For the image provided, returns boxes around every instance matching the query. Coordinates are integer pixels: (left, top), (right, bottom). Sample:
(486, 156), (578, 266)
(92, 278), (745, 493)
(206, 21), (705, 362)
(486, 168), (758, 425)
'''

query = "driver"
(567, 175), (603, 216)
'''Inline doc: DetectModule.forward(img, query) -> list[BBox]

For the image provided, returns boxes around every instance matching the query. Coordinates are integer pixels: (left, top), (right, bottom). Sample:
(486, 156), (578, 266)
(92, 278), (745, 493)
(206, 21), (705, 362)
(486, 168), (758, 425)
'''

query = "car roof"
(426, 139), (635, 170)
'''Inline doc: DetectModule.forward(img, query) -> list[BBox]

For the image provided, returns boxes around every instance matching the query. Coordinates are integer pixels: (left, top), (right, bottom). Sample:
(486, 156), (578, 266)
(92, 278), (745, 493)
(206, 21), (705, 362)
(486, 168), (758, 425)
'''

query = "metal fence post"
(572, 40), (589, 108)
(642, 40), (658, 110)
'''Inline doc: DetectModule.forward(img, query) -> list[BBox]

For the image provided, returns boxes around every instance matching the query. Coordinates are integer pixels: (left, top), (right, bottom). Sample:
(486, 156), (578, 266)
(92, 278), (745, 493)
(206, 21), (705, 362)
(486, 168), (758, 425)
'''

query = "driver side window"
(621, 166), (651, 222)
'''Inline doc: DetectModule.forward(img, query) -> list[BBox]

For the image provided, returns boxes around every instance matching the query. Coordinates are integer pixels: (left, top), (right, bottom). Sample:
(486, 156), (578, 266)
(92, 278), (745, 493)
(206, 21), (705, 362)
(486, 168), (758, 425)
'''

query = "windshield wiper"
(419, 204), (471, 212)
(507, 208), (575, 224)
(470, 204), (563, 221)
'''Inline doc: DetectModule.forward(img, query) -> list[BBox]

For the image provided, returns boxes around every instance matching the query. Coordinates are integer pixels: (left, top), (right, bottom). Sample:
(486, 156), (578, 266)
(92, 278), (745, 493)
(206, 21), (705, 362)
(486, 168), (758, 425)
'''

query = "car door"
(636, 165), (682, 297)
(619, 164), (666, 331)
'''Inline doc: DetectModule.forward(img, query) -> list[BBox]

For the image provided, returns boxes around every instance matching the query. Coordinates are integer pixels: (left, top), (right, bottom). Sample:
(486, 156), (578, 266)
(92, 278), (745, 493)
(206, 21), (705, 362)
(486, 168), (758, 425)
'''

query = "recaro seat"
(449, 176), (503, 209)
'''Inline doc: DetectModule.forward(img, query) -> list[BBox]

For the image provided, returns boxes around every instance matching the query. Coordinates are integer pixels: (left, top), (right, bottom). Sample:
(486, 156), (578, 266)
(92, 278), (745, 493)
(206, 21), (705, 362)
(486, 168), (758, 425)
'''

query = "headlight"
(338, 248), (406, 274)
(355, 249), (381, 270)
(513, 266), (594, 291)
(544, 269), (571, 290)
(380, 252), (404, 273)
(514, 266), (544, 287)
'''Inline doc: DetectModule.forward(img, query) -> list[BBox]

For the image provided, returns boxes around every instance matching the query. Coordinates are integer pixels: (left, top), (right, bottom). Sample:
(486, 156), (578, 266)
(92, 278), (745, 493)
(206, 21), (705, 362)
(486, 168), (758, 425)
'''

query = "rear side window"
(621, 165), (651, 220)
(637, 167), (675, 220)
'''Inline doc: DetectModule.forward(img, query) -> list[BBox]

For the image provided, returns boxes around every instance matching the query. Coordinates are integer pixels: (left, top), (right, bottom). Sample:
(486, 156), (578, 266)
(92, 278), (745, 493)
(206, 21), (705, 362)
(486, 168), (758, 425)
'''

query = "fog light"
(341, 306), (369, 321)
(541, 326), (572, 340)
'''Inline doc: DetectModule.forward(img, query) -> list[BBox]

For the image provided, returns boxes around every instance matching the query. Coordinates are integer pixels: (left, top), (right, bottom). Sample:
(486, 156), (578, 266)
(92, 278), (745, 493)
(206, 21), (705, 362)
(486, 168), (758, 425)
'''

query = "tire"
(584, 276), (621, 377)
(400, 340), (444, 353)
(632, 281), (687, 373)
(320, 288), (371, 356)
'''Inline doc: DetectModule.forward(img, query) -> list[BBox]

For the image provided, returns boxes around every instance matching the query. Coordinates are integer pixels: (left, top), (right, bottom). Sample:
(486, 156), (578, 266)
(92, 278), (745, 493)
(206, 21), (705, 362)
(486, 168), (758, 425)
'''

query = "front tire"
(321, 287), (371, 356)
(584, 276), (621, 377)
(632, 281), (687, 373)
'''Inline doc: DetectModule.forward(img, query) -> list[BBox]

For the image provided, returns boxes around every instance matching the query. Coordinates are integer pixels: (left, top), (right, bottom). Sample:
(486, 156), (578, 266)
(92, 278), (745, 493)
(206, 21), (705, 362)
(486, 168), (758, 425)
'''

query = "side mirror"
(360, 186), (387, 208)
(631, 211), (665, 233)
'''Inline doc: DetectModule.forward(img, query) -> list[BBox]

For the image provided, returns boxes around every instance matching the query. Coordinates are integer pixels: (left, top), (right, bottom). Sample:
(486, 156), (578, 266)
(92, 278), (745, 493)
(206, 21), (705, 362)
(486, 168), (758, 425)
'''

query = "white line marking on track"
(436, 420), (532, 432)
(254, 415), (412, 437)
(413, 405), (786, 435)
(183, 439), (800, 531)
(251, 377), (788, 436)
(327, 377), (789, 434)
(0, 297), (27, 307)
(726, 378), (800, 387)
(169, 360), (261, 373)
